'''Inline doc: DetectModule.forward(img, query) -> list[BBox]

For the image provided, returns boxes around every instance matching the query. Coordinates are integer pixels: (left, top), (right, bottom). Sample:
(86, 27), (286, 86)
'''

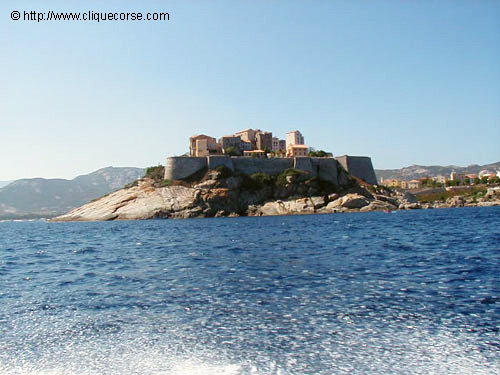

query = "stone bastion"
(164, 155), (377, 186)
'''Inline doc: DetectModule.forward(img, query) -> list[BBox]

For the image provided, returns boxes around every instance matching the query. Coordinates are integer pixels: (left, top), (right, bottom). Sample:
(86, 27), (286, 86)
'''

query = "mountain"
(375, 161), (500, 182)
(0, 181), (12, 189)
(0, 167), (145, 219)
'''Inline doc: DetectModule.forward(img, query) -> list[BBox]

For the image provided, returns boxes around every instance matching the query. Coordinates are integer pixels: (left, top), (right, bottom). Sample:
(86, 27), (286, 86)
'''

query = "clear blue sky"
(1, 0), (499, 180)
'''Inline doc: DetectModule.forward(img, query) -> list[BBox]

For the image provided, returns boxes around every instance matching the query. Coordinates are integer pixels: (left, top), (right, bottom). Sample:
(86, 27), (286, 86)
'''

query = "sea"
(0, 207), (499, 375)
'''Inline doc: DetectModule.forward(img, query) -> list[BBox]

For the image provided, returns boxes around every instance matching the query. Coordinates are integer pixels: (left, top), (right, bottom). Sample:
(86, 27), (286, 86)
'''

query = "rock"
(339, 193), (371, 209)
(400, 202), (421, 210)
(224, 176), (241, 189)
(49, 171), (426, 222)
(256, 201), (286, 216)
(477, 201), (500, 207)
(52, 181), (200, 221)
(328, 193), (339, 201)
(401, 192), (418, 204)
(360, 200), (397, 212)
(321, 193), (370, 212)
(374, 194), (399, 207)
(324, 198), (342, 211)
(446, 195), (465, 207)
(193, 179), (219, 189)
(254, 197), (316, 216)
(310, 196), (326, 209)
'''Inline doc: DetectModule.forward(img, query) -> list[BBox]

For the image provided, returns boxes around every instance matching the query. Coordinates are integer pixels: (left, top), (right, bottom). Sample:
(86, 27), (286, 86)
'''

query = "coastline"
(50, 174), (500, 222)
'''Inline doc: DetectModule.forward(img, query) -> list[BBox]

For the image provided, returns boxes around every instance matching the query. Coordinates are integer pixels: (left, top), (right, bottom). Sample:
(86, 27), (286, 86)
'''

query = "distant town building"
(272, 137), (280, 152)
(189, 128), (308, 158)
(465, 174), (478, 180)
(220, 135), (242, 154)
(407, 179), (422, 189)
(240, 140), (253, 151)
(255, 131), (272, 152)
(381, 179), (401, 188)
(483, 172), (497, 180)
(190, 135), (218, 157)
(272, 137), (286, 153)
(286, 130), (308, 157)
(478, 170), (491, 178)
(235, 129), (258, 148)
(286, 130), (305, 149)
(243, 149), (266, 158)
(434, 175), (448, 184)
(287, 144), (309, 157)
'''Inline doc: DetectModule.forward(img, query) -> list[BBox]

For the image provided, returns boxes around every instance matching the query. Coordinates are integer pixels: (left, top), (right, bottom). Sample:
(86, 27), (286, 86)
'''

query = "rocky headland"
(51, 166), (500, 222)
(51, 167), (402, 221)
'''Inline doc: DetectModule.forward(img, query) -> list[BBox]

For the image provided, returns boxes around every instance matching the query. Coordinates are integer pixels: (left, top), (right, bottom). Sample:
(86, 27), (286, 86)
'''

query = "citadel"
(164, 128), (378, 185)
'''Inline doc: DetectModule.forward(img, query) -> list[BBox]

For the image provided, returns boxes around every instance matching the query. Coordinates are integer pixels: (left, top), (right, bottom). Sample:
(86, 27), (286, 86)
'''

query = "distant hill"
(375, 161), (500, 182)
(0, 167), (145, 219)
(0, 181), (12, 189)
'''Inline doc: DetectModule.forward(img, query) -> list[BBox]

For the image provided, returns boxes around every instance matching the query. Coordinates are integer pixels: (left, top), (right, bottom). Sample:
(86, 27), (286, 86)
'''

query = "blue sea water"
(0, 207), (499, 375)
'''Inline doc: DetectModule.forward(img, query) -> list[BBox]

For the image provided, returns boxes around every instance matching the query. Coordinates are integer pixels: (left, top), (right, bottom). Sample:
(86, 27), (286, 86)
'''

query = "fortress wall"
(164, 155), (375, 185)
(207, 156), (234, 171)
(164, 157), (207, 181)
(316, 158), (339, 185)
(232, 158), (294, 175)
(335, 155), (377, 185)
(294, 157), (316, 177)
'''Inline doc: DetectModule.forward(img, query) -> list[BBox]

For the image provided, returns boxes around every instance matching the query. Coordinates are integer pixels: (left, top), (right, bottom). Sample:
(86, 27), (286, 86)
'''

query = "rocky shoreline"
(51, 168), (500, 222)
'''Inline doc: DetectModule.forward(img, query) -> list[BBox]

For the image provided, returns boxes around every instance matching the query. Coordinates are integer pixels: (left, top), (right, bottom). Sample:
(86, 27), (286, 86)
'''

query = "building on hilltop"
(234, 128), (273, 152)
(220, 135), (242, 155)
(189, 129), (303, 158)
(190, 135), (218, 157)
(255, 131), (273, 152)
(287, 144), (309, 157)
(286, 130), (308, 157)
(286, 130), (305, 149)
(243, 149), (266, 158)
(235, 129), (258, 148)
(241, 139), (253, 151)
(272, 137), (286, 154)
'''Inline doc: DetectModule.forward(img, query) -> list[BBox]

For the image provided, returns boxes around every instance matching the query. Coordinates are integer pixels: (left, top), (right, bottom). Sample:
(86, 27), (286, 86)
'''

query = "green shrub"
(145, 165), (165, 181)
(417, 186), (486, 203)
(224, 146), (241, 156)
(250, 172), (274, 186)
(309, 150), (332, 157)
(277, 168), (307, 186)
(124, 180), (139, 189)
(215, 165), (233, 179)
(159, 179), (172, 187)
(240, 172), (274, 191)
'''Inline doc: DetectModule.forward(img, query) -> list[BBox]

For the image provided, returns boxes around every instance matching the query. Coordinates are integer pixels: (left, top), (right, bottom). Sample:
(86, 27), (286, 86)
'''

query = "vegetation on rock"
(145, 166), (165, 181)
(417, 186), (487, 203)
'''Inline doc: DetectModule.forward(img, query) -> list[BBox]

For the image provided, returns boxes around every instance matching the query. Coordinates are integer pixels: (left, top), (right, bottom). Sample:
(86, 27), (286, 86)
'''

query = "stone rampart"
(316, 158), (340, 185)
(232, 158), (294, 175)
(164, 157), (207, 181)
(207, 155), (234, 171)
(164, 155), (377, 185)
(335, 155), (377, 185)
(294, 157), (316, 177)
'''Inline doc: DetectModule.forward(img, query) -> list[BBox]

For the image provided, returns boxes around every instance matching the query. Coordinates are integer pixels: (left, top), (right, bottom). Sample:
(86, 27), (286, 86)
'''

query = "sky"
(1, 0), (499, 180)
